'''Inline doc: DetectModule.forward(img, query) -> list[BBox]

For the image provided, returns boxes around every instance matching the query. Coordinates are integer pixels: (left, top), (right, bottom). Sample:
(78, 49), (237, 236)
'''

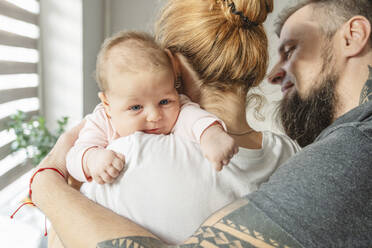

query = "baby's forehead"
(109, 40), (145, 56)
(107, 41), (170, 72)
(106, 67), (176, 97)
(108, 45), (147, 67)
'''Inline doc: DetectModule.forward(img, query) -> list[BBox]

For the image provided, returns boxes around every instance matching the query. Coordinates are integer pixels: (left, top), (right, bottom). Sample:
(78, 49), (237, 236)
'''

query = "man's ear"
(98, 92), (111, 118)
(341, 16), (371, 58)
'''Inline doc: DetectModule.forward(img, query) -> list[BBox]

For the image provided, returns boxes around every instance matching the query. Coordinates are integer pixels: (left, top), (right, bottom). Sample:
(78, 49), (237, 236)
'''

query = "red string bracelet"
(10, 167), (66, 236)
(81, 146), (98, 182)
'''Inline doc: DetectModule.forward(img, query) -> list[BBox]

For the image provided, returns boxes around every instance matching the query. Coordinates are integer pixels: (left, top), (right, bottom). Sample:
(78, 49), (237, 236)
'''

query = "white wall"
(82, 0), (105, 115)
(40, 0), (104, 129)
(40, 0), (84, 129)
(108, 0), (163, 35)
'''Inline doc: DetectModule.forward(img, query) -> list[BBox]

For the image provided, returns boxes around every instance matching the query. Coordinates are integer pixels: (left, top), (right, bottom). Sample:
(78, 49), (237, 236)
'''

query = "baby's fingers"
(112, 156), (125, 172)
(233, 146), (239, 154)
(225, 144), (238, 160)
(215, 153), (232, 171)
(213, 161), (224, 172)
(222, 159), (230, 165)
(100, 171), (115, 184)
(106, 166), (120, 178)
(93, 174), (105, 185)
(114, 152), (125, 163)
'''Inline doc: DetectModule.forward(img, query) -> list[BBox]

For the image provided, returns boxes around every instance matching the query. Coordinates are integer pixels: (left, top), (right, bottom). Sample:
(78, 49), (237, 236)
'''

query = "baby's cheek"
(114, 120), (137, 137)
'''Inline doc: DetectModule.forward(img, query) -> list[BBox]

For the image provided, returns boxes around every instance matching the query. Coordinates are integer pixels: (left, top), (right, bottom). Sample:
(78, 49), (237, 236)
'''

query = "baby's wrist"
(201, 121), (223, 141)
(83, 147), (99, 179)
(208, 122), (223, 131)
(82, 161), (91, 179)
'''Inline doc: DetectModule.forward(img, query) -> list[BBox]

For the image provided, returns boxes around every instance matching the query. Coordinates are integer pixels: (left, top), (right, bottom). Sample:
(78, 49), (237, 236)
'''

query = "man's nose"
(146, 107), (162, 122)
(268, 65), (286, 85)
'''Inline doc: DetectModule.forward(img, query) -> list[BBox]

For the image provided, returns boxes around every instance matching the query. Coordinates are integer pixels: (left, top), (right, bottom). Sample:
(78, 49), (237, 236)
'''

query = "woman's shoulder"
(261, 130), (301, 154)
(232, 130), (300, 164)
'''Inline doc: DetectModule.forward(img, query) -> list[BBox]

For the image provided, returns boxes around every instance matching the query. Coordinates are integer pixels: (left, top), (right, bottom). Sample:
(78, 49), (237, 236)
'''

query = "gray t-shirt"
(247, 101), (372, 247)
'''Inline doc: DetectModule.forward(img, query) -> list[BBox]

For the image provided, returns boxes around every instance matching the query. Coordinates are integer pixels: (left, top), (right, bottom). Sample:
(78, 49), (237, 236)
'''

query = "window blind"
(0, 0), (40, 190)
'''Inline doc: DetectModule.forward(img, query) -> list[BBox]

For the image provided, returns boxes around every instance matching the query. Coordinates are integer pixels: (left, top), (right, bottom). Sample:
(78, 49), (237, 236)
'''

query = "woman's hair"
(155, 0), (273, 95)
(96, 31), (172, 92)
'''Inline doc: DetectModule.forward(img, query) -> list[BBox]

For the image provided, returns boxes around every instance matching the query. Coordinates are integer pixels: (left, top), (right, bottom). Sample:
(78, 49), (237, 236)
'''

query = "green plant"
(7, 111), (69, 166)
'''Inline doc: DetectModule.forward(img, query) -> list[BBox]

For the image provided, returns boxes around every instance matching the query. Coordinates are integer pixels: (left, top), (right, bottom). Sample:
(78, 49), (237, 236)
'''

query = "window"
(0, 0), (40, 190)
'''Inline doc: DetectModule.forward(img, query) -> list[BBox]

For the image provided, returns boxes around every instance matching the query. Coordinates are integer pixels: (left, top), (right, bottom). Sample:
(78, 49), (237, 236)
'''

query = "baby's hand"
(84, 148), (125, 184)
(200, 124), (238, 171)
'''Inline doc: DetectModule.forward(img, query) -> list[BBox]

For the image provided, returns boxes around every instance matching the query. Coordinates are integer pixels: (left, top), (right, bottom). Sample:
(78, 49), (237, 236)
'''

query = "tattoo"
(183, 199), (302, 248)
(359, 65), (372, 104)
(97, 236), (169, 248)
(97, 198), (302, 248)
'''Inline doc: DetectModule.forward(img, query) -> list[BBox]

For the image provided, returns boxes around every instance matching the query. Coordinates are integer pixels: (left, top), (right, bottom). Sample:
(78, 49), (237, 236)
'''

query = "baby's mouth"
(144, 128), (160, 134)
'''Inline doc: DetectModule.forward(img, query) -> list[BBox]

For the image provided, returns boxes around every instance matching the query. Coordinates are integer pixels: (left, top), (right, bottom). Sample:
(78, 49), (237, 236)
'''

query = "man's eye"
(159, 99), (169, 105)
(284, 46), (295, 60)
(130, 105), (142, 111)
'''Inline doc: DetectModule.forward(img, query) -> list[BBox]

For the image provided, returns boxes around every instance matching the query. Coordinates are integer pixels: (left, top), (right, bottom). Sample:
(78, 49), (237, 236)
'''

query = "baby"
(66, 31), (238, 184)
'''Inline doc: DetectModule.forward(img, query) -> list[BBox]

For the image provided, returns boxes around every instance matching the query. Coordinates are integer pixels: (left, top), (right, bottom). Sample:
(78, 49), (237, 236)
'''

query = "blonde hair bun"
(215, 0), (273, 29)
(156, 0), (273, 92)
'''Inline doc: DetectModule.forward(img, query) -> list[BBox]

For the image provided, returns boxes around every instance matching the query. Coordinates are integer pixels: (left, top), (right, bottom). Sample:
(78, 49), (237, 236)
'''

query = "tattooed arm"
(359, 65), (372, 104)
(97, 198), (302, 248)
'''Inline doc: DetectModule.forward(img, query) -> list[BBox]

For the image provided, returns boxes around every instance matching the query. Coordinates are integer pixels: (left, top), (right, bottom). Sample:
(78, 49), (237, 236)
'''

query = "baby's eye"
(159, 99), (169, 105)
(130, 105), (142, 111)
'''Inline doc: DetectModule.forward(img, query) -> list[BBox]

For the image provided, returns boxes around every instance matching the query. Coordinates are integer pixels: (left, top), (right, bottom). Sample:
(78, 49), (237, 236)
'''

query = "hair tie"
(223, 0), (259, 29)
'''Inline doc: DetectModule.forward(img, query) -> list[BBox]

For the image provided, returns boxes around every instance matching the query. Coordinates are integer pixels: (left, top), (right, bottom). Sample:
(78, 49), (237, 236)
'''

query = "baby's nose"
(146, 108), (162, 122)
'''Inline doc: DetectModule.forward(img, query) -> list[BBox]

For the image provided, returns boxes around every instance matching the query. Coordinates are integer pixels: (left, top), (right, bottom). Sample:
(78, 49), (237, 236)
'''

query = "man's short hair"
(275, 0), (372, 44)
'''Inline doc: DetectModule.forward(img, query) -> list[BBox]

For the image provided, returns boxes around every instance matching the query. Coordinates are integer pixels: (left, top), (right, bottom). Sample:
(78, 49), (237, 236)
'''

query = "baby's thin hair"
(96, 31), (172, 92)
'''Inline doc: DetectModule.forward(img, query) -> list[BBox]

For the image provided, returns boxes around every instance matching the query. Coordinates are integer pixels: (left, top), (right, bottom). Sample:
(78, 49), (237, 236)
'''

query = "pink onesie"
(66, 94), (225, 182)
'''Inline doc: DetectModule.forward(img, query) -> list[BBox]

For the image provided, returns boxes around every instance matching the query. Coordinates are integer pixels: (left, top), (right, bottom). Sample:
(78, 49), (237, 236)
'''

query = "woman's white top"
(81, 131), (300, 244)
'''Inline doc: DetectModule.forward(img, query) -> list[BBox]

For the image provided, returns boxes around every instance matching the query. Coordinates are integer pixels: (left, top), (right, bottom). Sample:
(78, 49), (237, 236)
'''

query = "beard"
(278, 47), (339, 147)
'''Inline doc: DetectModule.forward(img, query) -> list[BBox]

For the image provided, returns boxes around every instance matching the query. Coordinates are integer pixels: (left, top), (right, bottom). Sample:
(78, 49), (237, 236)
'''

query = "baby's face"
(103, 68), (180, 137)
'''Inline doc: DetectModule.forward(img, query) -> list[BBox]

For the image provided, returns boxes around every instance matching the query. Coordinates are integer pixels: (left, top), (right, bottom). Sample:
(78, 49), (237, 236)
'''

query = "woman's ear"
(98, 92), (111, 118)
(173, 53), (202, 103)
(165, 49), (181, 79)
(341, 16), (371, 58)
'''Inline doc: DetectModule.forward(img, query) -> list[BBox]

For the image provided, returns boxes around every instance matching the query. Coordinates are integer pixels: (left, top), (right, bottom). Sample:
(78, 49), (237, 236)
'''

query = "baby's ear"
(98, 92), (112, 118)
